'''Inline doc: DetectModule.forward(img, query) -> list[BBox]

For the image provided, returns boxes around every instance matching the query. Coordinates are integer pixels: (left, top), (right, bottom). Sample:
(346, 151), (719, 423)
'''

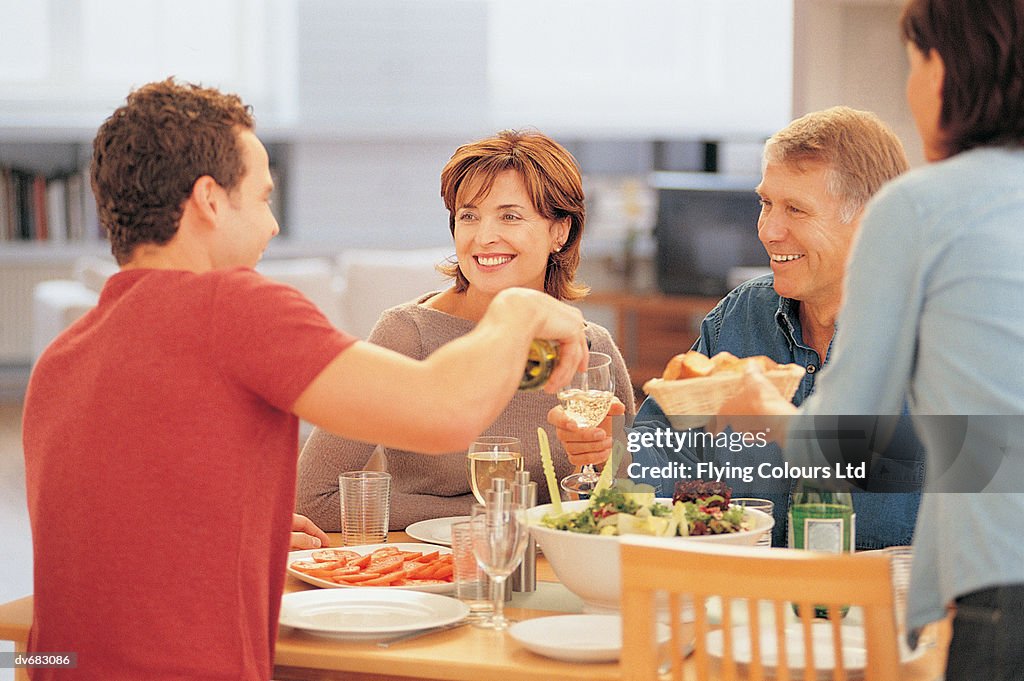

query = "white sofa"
(332, 247), (452, 338)
(30, 248), (454, 359)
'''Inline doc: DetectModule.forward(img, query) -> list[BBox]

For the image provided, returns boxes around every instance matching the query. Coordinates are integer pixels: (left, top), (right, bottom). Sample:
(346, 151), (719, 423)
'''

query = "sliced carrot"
(332, 572), (381, 583)
(407, 578), (449, 586)
(432, 564), (454, 580)
(358, 572), (408, 586)
(351, 554), (373, 569)
(397, 551), (423, 561)
(407, 558), (447, 579)
(376, 560), (409, 575)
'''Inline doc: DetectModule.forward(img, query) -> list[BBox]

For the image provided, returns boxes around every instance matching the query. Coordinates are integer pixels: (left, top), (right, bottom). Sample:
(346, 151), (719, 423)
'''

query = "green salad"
(540, 487), (749, 537)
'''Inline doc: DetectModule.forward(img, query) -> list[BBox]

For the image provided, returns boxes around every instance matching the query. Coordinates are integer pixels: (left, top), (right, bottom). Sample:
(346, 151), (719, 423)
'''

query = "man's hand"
(290, 513), (330, 550)
(489, 288), (589, 393)
(711, 366), (796, 443)
(547, 398), (625, 467)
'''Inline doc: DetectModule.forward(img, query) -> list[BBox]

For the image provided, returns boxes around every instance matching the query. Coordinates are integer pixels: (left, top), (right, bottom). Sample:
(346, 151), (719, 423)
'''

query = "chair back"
(620, 537), (900, 681)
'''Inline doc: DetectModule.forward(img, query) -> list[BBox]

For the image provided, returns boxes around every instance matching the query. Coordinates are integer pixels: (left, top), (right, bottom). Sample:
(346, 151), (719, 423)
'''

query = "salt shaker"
(488, 478), (511, 508)
(511, 470), (537, 593)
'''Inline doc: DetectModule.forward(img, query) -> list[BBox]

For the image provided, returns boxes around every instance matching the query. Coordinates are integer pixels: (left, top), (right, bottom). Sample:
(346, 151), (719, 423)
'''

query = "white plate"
(706, 622), (924, 676)
(287, 543), (454, 594)
(280, 587), (469, 640)
(508, 614), (671, 663)
(404, 516), (469, 547)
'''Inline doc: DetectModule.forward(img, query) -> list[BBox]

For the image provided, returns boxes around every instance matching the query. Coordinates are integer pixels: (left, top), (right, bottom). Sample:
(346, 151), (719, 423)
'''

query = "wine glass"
(469, 501), (529, 630)
(559, 351), (614, 494)
(467, 436), (524, 505)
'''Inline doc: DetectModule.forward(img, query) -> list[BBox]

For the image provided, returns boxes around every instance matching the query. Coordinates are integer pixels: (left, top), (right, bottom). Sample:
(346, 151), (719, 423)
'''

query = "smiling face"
(453, 169), (569, 298)
(214, 129), (280, 268)
(756, 160), (859, 309)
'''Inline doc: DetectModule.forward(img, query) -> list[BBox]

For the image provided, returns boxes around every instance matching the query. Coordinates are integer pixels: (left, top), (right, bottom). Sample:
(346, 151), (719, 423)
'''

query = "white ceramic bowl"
(529, 498), (774, 612)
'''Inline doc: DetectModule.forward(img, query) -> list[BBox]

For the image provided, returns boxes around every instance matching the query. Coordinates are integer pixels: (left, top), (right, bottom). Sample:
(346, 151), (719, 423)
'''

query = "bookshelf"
(0, 144), (99, 246)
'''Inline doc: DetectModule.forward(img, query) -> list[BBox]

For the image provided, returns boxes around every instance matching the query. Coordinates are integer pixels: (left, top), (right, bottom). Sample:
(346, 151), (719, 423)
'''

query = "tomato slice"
(291, 560), (342, 573)
(312, 549), (359, 563)
(328, 565), (360, 576)
(369, 547), (401, 558)
(371, 557), (408, 575)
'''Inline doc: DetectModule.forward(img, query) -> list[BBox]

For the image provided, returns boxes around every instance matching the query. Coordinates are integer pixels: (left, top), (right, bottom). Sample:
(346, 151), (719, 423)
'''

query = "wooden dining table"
(0, 531), (948, 681)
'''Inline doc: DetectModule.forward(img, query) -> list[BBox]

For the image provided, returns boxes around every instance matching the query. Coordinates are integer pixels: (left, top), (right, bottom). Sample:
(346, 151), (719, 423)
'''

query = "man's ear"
(185, 175), (221, 228)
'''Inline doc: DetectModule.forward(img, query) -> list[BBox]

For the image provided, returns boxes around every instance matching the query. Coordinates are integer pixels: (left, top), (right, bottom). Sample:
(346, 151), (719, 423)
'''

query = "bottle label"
(805, 518), (843, 553)
(789, 506), (856, 553)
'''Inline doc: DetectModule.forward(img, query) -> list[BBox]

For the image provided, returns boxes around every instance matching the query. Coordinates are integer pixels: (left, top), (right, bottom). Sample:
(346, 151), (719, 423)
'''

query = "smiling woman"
(296, 130), (636, 531)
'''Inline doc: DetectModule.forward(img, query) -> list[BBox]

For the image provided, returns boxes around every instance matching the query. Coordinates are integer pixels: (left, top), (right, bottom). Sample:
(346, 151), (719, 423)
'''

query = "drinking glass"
(469, 501), (529, 631)
(559, 352), (614, 494)
(731, 497), (774, 547)
(467, 436), (523, 505)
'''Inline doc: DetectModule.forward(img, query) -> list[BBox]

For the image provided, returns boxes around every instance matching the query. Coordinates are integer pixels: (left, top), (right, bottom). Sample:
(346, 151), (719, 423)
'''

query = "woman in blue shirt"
(718, 2), (1024, 678)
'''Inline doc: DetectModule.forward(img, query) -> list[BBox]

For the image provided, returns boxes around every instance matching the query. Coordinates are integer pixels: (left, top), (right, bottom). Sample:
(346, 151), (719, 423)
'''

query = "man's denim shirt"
(630, 274), (924, 549)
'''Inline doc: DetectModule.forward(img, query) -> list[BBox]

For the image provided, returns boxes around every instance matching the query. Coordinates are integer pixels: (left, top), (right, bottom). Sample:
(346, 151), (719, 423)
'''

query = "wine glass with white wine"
(559, 351), (614, 494)
(467, 436), (524, 505)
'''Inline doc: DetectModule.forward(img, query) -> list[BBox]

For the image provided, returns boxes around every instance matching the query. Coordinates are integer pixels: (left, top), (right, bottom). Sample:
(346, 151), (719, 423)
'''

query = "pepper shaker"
(511, 471), (537, 593)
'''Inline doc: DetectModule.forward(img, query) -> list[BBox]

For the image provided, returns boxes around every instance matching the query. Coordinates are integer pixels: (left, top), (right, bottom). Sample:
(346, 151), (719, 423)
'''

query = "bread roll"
(660, 351), (781, 380)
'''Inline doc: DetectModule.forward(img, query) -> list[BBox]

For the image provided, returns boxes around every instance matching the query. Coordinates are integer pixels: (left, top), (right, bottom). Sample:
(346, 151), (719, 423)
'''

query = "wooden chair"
(620, 537), (900, 681)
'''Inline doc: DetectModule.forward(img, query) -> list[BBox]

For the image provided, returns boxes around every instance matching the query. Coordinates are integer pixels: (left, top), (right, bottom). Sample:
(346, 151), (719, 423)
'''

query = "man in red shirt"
(22, 78), (588, 680)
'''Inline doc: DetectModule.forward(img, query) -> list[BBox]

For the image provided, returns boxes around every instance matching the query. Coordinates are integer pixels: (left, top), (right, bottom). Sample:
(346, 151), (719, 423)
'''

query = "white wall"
(793, 0), (921, 166)
(285, 138), (460, 248)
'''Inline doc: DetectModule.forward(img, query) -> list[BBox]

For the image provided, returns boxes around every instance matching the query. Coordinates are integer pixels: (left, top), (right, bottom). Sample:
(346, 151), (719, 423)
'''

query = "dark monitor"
(652, 173), (766, 297)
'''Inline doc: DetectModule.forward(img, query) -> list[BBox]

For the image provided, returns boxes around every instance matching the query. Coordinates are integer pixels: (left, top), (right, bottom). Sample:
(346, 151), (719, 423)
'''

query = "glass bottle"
(788, 481), (855, 617)
(520, 339), (559, 390)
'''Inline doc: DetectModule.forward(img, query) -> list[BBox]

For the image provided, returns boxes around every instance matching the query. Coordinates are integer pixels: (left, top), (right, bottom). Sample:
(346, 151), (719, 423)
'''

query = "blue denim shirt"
(631, 274), (924, 549)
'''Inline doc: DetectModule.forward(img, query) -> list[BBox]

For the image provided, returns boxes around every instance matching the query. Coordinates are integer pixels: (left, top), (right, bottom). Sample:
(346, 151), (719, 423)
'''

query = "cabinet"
(582, 292), (719, 401)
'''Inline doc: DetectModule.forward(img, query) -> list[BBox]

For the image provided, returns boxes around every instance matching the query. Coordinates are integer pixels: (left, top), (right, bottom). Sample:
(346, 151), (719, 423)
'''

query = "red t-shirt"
(22, 268), (356, 680)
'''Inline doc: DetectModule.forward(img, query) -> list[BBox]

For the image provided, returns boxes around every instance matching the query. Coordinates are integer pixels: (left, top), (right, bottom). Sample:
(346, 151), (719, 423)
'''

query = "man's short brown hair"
(763, 106), (909, 223)
(91, 77), (254, 264)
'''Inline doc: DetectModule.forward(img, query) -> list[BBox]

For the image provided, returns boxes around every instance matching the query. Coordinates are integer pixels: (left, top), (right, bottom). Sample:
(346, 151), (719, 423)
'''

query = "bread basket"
(642, 363), (805, 430)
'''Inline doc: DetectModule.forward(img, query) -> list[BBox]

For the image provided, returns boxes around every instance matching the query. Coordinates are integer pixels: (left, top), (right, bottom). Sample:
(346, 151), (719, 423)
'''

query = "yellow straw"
(537, 427), (562, 514)
(593, 440), (620, 494)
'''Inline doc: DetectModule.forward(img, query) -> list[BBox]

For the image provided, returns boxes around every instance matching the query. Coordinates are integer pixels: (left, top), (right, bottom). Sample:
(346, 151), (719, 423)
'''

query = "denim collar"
(774, 295), (802, 351)
(774, 295), (836, 365)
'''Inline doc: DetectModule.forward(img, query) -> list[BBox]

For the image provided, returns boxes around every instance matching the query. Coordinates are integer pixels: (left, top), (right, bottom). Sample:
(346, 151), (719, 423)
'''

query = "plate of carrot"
(287, 543), (455, 594)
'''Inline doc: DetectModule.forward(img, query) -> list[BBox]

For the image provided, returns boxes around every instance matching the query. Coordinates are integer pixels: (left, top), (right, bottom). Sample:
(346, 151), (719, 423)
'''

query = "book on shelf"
(0, 165), (100, 244)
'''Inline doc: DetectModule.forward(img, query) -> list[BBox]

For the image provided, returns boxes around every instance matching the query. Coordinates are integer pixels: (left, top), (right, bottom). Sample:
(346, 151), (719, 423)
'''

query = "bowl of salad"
(528, 485), (774, 612)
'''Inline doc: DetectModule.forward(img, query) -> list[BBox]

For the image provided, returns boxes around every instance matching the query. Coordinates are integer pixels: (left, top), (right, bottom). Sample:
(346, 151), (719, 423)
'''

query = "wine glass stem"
(491, 575), (508, 628)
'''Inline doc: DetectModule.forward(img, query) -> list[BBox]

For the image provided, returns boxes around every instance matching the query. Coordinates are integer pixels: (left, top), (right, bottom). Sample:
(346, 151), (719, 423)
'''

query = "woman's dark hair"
(900, 0), (1024, 157)
(91, 77), (254, 264)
